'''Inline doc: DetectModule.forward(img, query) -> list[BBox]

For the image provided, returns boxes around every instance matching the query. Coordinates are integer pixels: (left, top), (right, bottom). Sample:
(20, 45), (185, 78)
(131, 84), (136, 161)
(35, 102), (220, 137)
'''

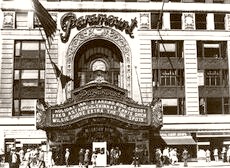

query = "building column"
(207, 13), (214, 30)
(184, 40), (199, 115)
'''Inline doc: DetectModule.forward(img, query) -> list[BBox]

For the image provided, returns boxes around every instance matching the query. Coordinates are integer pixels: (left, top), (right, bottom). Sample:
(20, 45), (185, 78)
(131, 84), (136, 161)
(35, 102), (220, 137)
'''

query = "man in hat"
(9, 148), (20, 168)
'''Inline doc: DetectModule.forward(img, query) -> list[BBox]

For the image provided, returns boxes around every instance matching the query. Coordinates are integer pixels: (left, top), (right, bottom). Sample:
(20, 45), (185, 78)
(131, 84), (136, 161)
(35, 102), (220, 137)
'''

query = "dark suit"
(9, 152), (20, 168)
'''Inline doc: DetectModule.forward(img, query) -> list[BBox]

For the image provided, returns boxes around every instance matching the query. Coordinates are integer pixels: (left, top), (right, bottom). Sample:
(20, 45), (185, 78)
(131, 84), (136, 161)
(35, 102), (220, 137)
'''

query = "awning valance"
(162, 136), (196, 145)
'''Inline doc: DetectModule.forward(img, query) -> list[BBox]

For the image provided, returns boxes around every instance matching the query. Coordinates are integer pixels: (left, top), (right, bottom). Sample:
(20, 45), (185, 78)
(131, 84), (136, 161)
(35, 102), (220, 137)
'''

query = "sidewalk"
(1, 161), (230, 168)
(51, 161), (230, 168)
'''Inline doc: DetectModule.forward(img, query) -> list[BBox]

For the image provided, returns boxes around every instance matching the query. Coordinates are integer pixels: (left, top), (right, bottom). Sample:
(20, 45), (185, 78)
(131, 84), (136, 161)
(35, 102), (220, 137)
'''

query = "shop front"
(36, 82), (163, 165)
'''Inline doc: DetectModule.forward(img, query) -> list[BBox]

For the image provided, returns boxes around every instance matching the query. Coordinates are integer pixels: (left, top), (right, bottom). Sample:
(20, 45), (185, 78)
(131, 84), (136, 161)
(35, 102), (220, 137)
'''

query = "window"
(206, 98), (222, 114)
(195, 13), (206, 30)
(214, 13), (225, 30)
(152, 41), (183, 57)
(162, 98), (185, 115)
(200, 97), (230, 115)
(205, 70), (221, 86)
(170, 13), (182, 29)
(151, 12), (162, 29)
(160, 70), (176, 86)
(16, 12), (28, 29)
(13, 41), (45, 116)
(197, 41), (227, 58)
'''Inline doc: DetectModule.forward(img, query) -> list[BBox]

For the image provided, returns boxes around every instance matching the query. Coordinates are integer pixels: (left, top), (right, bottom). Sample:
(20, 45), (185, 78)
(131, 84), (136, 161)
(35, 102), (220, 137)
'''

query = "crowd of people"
(198, 146), (230, 163)
(152, 147), (189, 167)
(4, 145), (230, 168)
(8, 146), (52, 168)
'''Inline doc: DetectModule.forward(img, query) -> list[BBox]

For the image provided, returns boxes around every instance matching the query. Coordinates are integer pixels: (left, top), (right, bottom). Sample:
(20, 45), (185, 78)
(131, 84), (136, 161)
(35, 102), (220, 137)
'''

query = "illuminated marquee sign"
(51, 99), (148, 125)
(60, 13), (138, 43)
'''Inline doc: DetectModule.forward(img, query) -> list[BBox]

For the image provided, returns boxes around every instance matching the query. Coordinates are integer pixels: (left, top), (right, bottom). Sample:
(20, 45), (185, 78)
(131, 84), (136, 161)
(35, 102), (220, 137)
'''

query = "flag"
(50, 60), (73, 89)
(32, 0), (57, 47)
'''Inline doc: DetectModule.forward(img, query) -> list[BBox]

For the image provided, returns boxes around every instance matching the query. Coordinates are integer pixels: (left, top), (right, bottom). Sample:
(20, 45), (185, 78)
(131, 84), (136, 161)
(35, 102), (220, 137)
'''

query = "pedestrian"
(9, 148), (20, 168)
(38, 148), (45, 168)
(221, 146), (226, 162)
(47, 148), (54, 168)
(110, 147), (115, 165)
(79, 148), (84, 168)
(18, 147), (24, 165)
(24, 148), (31, 168)
(213, 148), (219, 162)
(65, 148), (70, 167)
(171, 148), (178, 165)
(162, 147), (170, 165)
(182, 148), (189, 167)
(205, 149), (211, 162)
(115, 147), (121, 165)
(155, 148), (162, 168)
(227, 146), (230, 163)
(91, 151), (97, 168)
(133, 147), (140, 167)
(84, 149), (90, 168)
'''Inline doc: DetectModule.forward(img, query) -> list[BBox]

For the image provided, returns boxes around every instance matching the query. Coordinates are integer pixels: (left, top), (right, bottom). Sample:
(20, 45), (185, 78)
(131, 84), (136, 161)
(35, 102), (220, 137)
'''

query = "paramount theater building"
(1, 0), (230, 165)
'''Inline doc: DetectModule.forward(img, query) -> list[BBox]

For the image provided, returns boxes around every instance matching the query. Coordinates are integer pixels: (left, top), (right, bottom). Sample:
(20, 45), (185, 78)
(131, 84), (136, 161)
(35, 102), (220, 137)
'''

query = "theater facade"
(1, 0), (230, 165)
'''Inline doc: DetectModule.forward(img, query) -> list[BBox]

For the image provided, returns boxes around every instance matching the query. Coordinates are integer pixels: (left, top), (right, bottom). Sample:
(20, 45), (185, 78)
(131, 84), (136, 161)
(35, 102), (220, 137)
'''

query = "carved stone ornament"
(66, 26), (132, 97)
(140, 13), (150, 29)
(3, 12), (15, 29)
(182, 13), (195, 30)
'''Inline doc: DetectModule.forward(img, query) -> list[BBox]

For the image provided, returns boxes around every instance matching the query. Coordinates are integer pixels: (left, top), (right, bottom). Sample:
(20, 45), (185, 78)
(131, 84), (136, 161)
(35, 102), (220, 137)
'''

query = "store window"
(214, 13), (225, 30)
(195, 13), (206, 29)
(151, 12), (162, 29)
(197, 41), (227, 58)
(15, 12), (28, 29)
(152, 40), (183, 58)
(170, 13), (182, 29)
(13, 41), (45, 116)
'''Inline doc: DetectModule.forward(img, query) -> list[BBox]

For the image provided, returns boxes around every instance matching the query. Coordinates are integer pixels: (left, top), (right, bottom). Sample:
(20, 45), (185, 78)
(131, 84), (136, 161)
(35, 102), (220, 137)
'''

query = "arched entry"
(74, 39), (123, 88)
(65, 26), (132, 97)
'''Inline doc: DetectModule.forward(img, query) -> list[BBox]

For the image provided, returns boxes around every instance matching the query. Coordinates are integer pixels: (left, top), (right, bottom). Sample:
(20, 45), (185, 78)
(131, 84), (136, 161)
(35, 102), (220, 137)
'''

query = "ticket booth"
(93, 142), (107, 167)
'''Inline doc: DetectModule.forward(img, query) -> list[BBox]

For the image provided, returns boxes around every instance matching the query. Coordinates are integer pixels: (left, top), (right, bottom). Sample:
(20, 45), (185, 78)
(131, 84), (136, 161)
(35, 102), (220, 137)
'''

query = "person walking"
(205, 149), (211, 162)
(213, 148), (219, 162)
(79, 148), (84, 168)
(132, 147), (140, 167)
(227, 146), (230, 163)
(162, 147), (170, 165)
(24, 148), (31, 168)
(18, 147), (24, 166)
(182, 148), (189, 167)
(91, 151), (97, 168)
(65, 148), (70, 167)
(155, 148), (162, 168)
(84, 149), (90, 168)
(47, 148), (54, 168)
(38, 148), (45, 168)
(9, 148), (20, 168)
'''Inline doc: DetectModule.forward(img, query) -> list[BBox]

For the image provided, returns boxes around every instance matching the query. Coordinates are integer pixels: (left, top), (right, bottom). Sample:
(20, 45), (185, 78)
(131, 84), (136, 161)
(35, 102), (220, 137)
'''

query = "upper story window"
(16, 12), (28, 29)
(205, 70), (221, 86)
(152, 40), (183, 58)
(170, 13), (182, 29)
(197, 41), (227, 58)
(151, 12), (162, 29)
(13, 40), (45, 116)
(158, 69), (184, 86)
(214, 13), (225, 30)
(195, 13), (206, 30)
